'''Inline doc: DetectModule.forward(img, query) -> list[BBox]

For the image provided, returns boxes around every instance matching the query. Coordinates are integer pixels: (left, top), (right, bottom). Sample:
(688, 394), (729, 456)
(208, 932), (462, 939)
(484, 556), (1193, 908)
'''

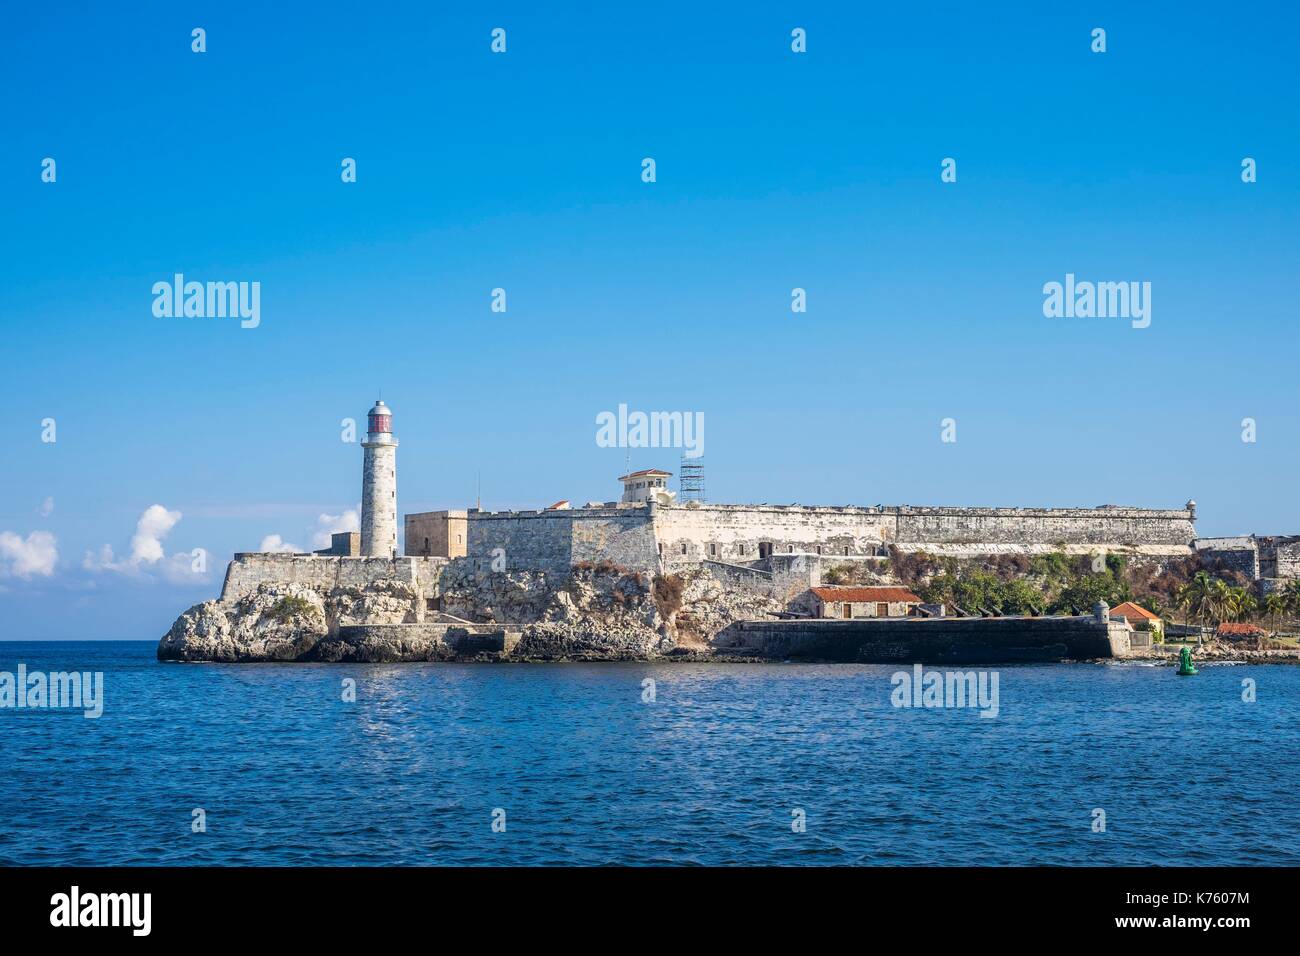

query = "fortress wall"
(465, 512), (575, 571)
(891, 506), (1196, 554)
(445, 502), (1196, 576)
(466, 508), (657, 573)
(569, 510), (660, 568)
(1195, 536), (1256, 550)
(1195, 538), (1259, 579)
(222, 554), (339, 598)
(653, 503), (1195, 568)
(655, 504), (890, 568)
(221, 554), (446, 601)
(1275, 541), (1300, 579)
(1191, 537), (1300, 581)
(1255, 537), (1300, 580)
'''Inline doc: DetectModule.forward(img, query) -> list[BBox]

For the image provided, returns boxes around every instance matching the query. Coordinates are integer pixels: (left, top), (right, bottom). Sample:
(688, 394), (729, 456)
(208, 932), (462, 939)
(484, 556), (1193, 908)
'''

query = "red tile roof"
(811, 586), (923, 604)
(618, 469), (672, 480)
(1216, 622), (1266, 636)
(1109, 601), (1160, 622)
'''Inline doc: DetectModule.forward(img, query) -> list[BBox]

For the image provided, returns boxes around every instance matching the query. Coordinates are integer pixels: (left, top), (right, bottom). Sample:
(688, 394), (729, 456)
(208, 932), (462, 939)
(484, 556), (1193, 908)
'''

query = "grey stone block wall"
(1260, 538), (1300, 579)
(221, 553), (447, 601)
(466, 507), (658, 573)
(1195, 537), (1259, 579)
(1193, 536), (1300, 585)
(1276, 541), (1300, 578)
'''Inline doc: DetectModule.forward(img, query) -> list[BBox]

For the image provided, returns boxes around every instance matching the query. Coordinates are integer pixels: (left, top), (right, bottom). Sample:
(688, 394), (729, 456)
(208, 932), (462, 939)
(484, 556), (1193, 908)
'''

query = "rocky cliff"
(158, 562), (782, 663)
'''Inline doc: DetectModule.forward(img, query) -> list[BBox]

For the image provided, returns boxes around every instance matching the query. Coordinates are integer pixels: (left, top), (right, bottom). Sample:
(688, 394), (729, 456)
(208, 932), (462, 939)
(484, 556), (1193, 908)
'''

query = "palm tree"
(1173, 583), (1191, 624)
(1240, 591), (1259, 621)
(1176, 572), (1216, 626)
(1285, 580), (1300, 619)
(1264, 592), (1287, 634)
(1224, 586), (1257, 623)
(1204, 576), (1230, 625)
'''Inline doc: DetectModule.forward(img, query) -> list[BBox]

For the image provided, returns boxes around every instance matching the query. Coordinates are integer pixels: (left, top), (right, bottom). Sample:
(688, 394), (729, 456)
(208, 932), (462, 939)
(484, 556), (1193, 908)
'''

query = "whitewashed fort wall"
(652, 503), (1195, 568)
(463, 501), (1195, 573)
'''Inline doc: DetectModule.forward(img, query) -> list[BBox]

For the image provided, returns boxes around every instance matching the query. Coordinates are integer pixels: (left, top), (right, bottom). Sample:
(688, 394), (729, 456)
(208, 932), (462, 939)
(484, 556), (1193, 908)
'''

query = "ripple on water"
(1, 646), (1298, 865)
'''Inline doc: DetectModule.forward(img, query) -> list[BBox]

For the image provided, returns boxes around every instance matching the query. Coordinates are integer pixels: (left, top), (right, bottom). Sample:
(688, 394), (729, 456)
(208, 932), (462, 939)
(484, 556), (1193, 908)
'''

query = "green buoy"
(1176, 645), (1198, 676)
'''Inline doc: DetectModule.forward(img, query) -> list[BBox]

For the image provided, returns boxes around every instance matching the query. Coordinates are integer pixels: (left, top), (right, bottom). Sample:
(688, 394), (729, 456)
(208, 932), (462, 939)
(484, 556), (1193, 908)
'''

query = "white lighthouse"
(360, 399), (398, 558)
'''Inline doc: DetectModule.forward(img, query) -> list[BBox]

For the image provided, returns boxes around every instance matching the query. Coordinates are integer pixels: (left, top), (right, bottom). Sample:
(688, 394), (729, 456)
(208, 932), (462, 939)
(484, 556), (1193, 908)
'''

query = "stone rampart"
(719, 615), (1123, 663)
(221, 553), (447, 601)
(654, 502), (1195, 570)
(463, 500), (1196, 574)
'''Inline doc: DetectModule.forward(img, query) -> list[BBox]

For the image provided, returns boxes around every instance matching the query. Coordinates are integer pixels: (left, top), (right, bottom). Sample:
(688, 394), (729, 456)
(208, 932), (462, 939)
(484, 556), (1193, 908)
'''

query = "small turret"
(1094, 600), (1110, 625)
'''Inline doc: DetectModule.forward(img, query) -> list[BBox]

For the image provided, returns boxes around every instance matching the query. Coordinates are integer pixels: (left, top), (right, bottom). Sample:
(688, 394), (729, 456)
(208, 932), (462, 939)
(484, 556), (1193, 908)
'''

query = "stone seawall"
(719, 616), (1128, 663)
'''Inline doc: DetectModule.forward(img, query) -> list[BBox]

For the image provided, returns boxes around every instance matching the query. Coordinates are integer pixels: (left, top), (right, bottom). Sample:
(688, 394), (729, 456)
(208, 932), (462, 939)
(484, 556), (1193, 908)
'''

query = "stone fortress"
(166, 398), (1296, 663)
(221, 399), (1210, 602)
(1193, 535), (1300, 596)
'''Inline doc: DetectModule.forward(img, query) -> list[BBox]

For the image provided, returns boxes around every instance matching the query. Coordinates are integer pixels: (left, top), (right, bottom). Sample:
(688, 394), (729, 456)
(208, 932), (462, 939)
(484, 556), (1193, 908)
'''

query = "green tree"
(1264, 592), (1287, 633)
(997, 578), (1047, 615)
(1051, 574), (1128, 615)
(1176, 572), (1217, 626)
(1284, 580), (1300, 619)
(1225, 587), (1257, 622)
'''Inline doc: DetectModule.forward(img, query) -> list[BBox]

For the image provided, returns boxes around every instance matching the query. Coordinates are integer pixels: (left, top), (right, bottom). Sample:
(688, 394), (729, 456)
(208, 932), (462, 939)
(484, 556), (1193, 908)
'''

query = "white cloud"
(261, 505), (359, 554)
(258, 534), (302, 553)
(130, 504), (181, 564)
(82, 544), (118, 572)
(38, 496), (54, 517)
(310, 508), (360, 549)
(0, 530), (58, 578)
(84, 504), (208, 584)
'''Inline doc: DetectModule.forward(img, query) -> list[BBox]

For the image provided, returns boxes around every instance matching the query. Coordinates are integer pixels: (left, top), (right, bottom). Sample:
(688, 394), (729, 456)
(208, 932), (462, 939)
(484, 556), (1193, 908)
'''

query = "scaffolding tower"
(678, 455), (705, 502)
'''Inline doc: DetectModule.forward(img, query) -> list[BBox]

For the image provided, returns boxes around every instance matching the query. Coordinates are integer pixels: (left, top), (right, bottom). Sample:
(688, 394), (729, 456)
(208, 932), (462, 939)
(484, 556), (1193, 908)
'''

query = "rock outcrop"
(158, 561), (783, 663)
(158, 584), (330, 662)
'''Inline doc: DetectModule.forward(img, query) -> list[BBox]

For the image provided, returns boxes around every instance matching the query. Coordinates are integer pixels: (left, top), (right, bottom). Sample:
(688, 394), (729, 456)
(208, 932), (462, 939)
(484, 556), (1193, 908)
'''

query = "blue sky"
(2, 2), (1297, 638)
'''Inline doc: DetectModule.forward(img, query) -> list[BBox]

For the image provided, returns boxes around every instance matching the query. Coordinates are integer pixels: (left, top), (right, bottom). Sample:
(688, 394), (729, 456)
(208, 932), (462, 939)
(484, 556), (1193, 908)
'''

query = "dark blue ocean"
(1, 641), (1295, 866)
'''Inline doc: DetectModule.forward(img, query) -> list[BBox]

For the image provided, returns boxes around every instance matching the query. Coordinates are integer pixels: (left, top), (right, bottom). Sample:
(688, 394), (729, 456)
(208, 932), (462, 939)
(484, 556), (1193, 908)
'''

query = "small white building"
(619, 469), (675, 504)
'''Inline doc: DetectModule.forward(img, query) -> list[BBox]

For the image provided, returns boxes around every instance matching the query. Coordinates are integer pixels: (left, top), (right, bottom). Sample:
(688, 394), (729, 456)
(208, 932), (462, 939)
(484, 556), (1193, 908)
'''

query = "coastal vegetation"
(864, 548), (1300, 633)
(267, 595), (319, 622)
